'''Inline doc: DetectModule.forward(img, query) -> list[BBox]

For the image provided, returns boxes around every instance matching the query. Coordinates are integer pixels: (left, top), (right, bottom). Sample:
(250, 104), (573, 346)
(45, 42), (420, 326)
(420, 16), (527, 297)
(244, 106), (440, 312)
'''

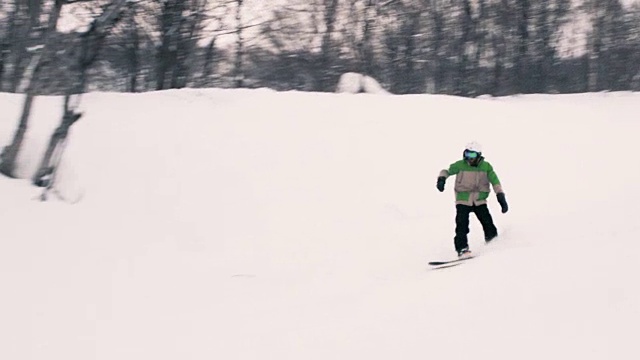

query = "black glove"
(497, 192), (508, 213)
(436, 176), (446, 192)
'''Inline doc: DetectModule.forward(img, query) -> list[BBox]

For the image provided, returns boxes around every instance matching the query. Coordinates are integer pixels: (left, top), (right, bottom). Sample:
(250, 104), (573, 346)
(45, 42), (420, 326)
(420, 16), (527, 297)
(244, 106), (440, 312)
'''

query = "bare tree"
(531, 0), (571, 92)
(156, 0), (184, 90)
(453, 0), (475, 95)
(584, 0), (631, 91)
(34, 0), (129, 194)
(125, 2), (140, 92)
(0, 0), (63, 178)
(199, 1), (229, 88)
(154, 0), (210, 90)
(316, 0), (340, 91)
(0, 1), (12, 89)
(343, 0), (386, 77)
(233, 0), (245, 87)
(201, 36), (218, 86)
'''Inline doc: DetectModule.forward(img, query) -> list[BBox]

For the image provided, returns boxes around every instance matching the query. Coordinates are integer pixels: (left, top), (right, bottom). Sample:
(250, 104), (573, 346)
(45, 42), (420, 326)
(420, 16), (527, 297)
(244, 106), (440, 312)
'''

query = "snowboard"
(428, 255), (475, 269)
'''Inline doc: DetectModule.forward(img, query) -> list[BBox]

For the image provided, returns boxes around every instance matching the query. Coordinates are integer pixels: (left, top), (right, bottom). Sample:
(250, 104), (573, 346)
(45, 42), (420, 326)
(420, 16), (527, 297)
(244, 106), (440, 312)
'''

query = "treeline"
(1, 0), (640, 97)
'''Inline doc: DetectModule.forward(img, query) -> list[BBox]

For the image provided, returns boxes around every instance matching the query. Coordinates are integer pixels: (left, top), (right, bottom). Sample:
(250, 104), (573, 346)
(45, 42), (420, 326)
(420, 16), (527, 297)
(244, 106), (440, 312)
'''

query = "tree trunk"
(33, 96), (82, 188)
(455, 0), (473, 96)
(202, 38), (217, 87)
(317, 0), (339, 91)
(587, 3), (601, 92)
(9, 1), (28, 93)
(126, 6), (139, 93)
(402, 12), (420, 93)
(359, 0), (376, 76)
(432, 4), (445, 94)
(234, 0), (245, 88)
(515, 0), (530, 93)
(0, 40), (9, 90)
(156, 1), (178, 90)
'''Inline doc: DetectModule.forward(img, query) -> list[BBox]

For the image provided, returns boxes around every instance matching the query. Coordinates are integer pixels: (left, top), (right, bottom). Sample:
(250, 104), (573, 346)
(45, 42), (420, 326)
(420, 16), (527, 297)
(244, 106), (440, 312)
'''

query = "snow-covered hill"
(1, 89), (638, 360)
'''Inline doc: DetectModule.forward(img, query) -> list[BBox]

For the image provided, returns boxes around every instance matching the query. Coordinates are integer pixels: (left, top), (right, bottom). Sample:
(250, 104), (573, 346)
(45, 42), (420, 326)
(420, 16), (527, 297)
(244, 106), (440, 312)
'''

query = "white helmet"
(465, 141), (483, 153)
(463, 141), (483, 164)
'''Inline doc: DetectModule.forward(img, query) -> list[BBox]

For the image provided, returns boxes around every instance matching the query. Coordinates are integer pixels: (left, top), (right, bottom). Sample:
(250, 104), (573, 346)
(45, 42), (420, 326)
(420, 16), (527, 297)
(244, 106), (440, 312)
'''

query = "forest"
(1, 0), (639, 98)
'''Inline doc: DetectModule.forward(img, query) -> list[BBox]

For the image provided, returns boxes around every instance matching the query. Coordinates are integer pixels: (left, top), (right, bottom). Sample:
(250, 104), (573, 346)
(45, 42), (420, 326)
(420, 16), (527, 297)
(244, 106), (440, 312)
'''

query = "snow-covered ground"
(1, 89), (639, 360)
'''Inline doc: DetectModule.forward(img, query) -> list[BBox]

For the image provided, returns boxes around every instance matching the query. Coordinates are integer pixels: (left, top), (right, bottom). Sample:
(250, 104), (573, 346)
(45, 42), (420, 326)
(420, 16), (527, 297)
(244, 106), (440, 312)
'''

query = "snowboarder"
(436, 141), (508, 258)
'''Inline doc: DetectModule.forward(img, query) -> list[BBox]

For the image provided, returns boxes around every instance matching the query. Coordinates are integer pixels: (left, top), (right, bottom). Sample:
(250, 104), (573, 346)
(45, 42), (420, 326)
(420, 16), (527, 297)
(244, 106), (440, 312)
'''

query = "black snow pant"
(454, 204), (498, 253)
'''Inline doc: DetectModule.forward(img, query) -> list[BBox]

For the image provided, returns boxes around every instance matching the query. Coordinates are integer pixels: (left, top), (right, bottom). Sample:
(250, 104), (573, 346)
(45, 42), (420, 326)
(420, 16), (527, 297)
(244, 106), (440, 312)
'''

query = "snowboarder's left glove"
(497, 192), (508, 213)
(436, 176), (446, 192)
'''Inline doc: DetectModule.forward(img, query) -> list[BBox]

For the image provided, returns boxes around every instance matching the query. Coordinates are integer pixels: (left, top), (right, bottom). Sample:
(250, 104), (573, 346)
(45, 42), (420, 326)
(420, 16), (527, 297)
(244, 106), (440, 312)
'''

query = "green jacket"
(439, 157), (504, 206)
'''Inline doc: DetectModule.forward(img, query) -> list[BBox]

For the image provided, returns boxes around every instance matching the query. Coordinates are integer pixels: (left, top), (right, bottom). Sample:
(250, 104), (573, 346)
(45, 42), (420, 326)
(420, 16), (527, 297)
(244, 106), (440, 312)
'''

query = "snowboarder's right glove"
(436, 176), (446, 192)
(497, 192), (508, 213)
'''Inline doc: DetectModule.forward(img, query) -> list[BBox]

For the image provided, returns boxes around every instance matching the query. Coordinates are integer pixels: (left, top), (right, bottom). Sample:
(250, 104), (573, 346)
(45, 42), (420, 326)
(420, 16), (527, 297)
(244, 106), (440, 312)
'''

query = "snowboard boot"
(457, 248), (473, 259)
(485, 233), (498, 244)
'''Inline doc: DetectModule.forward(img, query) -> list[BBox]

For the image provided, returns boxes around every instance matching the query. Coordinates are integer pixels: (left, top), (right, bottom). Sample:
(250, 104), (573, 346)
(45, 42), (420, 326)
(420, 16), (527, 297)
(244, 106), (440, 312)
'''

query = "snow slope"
(0, 89), (638, 360)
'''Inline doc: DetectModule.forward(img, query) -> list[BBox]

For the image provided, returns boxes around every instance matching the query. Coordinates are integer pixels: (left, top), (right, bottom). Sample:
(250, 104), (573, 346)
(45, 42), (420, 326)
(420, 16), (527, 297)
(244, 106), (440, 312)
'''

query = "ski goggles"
(464, 150), (479, 159)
